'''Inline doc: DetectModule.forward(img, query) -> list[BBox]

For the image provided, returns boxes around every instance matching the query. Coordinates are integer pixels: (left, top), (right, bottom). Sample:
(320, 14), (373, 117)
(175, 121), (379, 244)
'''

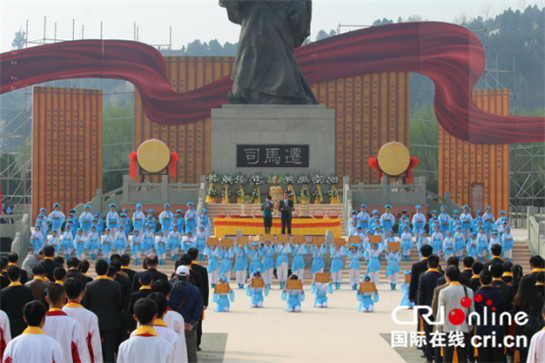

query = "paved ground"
(199, 281), (423, 363)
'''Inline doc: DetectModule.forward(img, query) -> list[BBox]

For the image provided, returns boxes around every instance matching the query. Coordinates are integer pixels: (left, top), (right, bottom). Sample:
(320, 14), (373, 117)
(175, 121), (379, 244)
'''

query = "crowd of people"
(1, 249), (207, 363)
(407, 245), (545, 363)
(1, 201), (544, 362)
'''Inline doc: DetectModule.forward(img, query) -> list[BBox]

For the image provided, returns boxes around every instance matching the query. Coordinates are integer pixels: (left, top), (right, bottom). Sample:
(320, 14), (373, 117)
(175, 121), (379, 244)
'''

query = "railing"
(527, 212), (545, 258)
(349, 176), (428, 207)
(0, 213), (30, 257)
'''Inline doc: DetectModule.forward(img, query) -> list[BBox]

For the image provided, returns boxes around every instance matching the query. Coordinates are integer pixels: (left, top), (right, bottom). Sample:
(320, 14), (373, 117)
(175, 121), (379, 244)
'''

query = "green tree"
(11, 29), (26, 50)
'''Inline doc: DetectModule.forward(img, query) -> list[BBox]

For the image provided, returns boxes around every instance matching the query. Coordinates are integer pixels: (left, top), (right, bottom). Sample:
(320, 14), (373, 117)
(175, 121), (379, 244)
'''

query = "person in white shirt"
(0, 309), (11, 359)
(117, 298), (174, 363)
(2, 301), (63, 363)
(43, 283), (91, 363)
(144, 293), (188, 363)
(63, 278), (103, 363)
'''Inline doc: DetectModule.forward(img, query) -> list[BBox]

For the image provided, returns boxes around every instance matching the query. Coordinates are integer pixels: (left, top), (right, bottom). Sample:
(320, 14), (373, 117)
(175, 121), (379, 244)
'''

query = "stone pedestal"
(211, 104), (335, 176)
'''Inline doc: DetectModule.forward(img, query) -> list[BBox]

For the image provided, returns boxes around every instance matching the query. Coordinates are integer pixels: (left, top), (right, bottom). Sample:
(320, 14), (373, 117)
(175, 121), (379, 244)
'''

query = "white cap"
(176, 265), (190, 276)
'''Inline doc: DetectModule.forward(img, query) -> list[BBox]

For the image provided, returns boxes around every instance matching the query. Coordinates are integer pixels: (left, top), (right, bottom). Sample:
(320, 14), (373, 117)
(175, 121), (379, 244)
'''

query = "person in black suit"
(188, 248), (209, 351)
(483, 244), (504, 272)
(39, 245), (60, 282)
(0, 257), (10, 289)
(502, 261), (514, 285)
(474, 270), (507, 363)
(78, 259), (94, 284)
(7, 253), (28, 284)
(468, 261), (484, 291)
(66, 257), (87, 286)
(0, 266), (34, 337)
(127, 271), (154, 331)
(131, 255), (168, 292)
(490, 263), (513, 308)
(416, 254), (443, 363)
(120, 254), (137, 286)
(278, 192), (294, 235)
(436, 256), (470, 286)
(82, 259), (122, 363)
(460, 256), (475, 283)
(409, 245), (433, 304)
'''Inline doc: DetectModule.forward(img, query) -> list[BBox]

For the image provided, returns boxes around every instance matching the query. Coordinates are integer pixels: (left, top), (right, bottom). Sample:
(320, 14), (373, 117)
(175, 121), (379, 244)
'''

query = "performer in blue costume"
(61, 224), (74, 256)
(311, 280), (333, 308)
(106, 203), (120, 238)
(261, 239), (275, 287)
(344, 243), (364, 290)
(234, 243), (248, 288)
(281, 275), (305, 313)
(101, 228), (113, 263)
(290, 242), (307, 283)
(31, 225), (44, 252)
(131, 229), (143, 265)
(380, 204), (395, 239)
(437, 205), (451, 234)
(145, 209), (156, 231)
(460, 205), (473, 240)
(73, 228), (87, 260)
(159, 203), (173, 232)
(430, 225), (443, 257)
(385, 247), (401, 290)
(400, 226), (414, 262)
(453, 225), (466, 259)
(115, 225), (128, 255)
(365, 242), (382, 284)
(330, 243), (344, 289)
(175, 209), (185, 233)
(276, 240), (290, 289)
(218, 245), (234, 281)
(501, 226), (514, 261)
(357, 203), (370, 235)
(132, 203), (145, 235)
(477, 226), (488, 263)
(79, 204), (93, 237)
(167, 224), (182, 262)
(155, 230), (167, 265)
(184, 202), (197, 235)
(357, 274), (379, 312)
(213, 275), (235, 312)
(198, 208), (211, 236)
(442, 230), (456, 260)
(411, 205), (426, 236)
(466, 232), (479, 258)
(195, 224), (208, 262)
(246, 272), (269, 308)
(400, 271), (414, 309)
(142, 223), (156, 256)
(48, 230), (61, 254)
(47, 203), (65, 237)
(482, 205), (495, 238)
(246, 242), (263, 276)
(120, 211), (131, 239)
(206, 244), (220, 287)
(310, 243), (326, 279)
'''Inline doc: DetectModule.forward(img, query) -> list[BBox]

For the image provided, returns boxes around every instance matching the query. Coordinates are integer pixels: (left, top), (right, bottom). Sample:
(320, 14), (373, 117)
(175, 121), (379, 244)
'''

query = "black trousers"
(100, 328), (119, 363)
(263, 216), (272, 234)
(281, 214), (291, 234)
(477, 346), (506, 363)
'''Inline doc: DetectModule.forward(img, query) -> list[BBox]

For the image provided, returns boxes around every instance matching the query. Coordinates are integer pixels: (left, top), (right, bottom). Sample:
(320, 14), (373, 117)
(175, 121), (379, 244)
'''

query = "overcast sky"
(1, 0), (543, 52)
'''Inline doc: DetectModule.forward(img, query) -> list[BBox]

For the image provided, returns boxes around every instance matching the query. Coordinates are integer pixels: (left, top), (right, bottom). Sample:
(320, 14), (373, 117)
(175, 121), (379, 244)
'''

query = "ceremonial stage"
(213, 217), (342, 238)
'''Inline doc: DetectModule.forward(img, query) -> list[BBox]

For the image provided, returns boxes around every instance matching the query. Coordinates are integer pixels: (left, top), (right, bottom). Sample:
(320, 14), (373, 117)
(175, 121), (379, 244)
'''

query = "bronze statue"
(219, 0), (317, 104)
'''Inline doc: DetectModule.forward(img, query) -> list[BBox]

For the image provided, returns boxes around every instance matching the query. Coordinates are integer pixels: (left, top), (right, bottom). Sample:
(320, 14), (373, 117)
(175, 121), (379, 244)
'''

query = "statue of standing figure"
(219, 0), (317, 104)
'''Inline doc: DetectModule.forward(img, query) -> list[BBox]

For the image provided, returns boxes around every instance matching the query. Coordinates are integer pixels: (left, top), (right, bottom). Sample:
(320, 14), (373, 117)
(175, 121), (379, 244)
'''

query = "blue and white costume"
(47, 205), (65, 237)
(281, 282), (304, 312)
(106, 204), (120, 238)
(430, 228), (443, 256)
(206, 246), (220, 286)
(260, 242), (275, 286)
(442, 232), (456, 260)
(184, 203), (197, 235)
(142, 225), (156, 255)
(31, 227), (44, 252)
(477, 229), (488, 262)
(115, 226), (128, 255)
(181, 233), (195, 252)
(385, 249), (401, 289)
(482, 206), (495, 237)
(198, 209), (211, 236)
(400, 229), (414, 262)
(131, 230), (143, 265)
(132, 204), (146, 235)
(47, 231), (61, 254)
(380, 205), (395, 238)
(411, 205), (427, 236)
(159, 204), (173, 232)
(246, 278), (269, 308)
(213, 275), (235, 312)
(73, 229), (87, 260)
(275, 243), (290, 288)
(61, 225), (74, 256)
(310, 244), (326, 275)
(234, 244), (248, 287)
(501, 227), (514, 261)
(400, 271), (414, 308)
(155, 231), (167, 265)
(488, 230), (501, 259)
(366, 244), (382, 284)
(345, 245), (364, 289)
(460, 206), (473, 240)
(466, 233), (479, 258)
(453, 227), (466, 259)
(357, 275), (379, 312)
(101, 229), (113, 262)
(167, 227), (182, 261)
(195, 225), (208, 261)
(218, 246), (234, 280)
(79, 205), (93, 237)
(311, 282), (333, 308)
(246, 243), (263, 275)
(290, 243), (307, 282)
(330, 244), (344, 288)
(357, 204), (370, 234)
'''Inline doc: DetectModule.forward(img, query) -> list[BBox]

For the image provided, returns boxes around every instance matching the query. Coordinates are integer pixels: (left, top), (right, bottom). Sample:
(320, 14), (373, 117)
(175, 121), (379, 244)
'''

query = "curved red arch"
(1, 21), (543, 144)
